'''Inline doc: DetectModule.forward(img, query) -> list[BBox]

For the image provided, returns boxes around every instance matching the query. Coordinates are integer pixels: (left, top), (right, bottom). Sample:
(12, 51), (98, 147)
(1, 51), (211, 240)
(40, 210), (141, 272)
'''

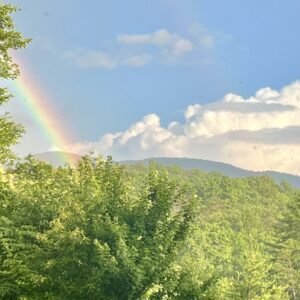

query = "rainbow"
(9, 54), (77, 165)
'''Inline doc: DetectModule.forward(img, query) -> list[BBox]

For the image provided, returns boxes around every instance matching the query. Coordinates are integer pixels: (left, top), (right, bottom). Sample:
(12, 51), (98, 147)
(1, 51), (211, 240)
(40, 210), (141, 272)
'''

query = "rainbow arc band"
(10, 54), (76, 165)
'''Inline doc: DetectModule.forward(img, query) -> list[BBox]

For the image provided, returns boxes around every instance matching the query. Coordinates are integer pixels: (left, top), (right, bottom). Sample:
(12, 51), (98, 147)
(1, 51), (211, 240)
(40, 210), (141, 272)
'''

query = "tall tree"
(0, 3), (30, 163)
(0, 157), (197, 299)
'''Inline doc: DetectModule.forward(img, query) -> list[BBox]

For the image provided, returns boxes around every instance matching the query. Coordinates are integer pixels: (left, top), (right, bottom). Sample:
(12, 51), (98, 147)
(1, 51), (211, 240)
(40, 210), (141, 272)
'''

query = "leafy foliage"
(0, 3), (299, 299)
(0, 3), (30, 163)
(0, 157), (197, 299)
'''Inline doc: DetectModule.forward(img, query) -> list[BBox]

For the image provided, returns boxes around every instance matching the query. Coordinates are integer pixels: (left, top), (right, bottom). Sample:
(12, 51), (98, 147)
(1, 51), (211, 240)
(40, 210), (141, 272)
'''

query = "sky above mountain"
(2, 0), (300, 175)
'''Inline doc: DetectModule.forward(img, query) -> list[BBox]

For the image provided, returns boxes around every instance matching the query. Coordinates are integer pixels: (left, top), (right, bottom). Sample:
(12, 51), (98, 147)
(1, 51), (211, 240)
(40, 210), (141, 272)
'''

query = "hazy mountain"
(122, 157), (300, 188)
(32, 152), (300, 188)
(33, 151), (82, 167)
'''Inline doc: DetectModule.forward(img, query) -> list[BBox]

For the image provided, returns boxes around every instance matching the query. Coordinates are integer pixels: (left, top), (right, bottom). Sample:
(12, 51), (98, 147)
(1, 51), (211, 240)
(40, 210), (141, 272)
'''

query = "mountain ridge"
(32, 152), (300, 188)
(121, 157), (300, 188)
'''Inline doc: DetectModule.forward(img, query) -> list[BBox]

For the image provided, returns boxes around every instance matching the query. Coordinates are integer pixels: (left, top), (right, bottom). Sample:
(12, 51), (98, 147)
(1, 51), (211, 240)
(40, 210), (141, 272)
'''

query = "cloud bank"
(68, 81), (300, 175)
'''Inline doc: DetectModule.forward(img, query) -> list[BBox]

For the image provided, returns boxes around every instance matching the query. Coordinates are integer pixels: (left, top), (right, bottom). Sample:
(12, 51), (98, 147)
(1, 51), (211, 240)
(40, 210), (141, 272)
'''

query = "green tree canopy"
(0, 3), (30, 163)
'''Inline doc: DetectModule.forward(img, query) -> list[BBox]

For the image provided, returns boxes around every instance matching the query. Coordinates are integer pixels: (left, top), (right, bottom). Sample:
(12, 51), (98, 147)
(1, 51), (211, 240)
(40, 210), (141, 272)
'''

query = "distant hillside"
(32, 152), (300, 188)
(122, 157), (300, 188)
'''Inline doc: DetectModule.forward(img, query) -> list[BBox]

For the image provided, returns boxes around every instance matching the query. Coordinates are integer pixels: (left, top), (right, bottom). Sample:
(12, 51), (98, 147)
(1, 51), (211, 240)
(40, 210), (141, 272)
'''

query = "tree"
(0, 4), (31, 298)
(0, 157), (196, 299)
(0, 3), (30, 163)
(274, 191), (300, 299)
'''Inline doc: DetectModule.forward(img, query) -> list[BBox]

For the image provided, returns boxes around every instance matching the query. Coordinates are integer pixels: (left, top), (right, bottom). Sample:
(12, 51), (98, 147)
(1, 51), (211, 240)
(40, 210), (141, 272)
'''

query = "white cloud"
(185, 104), (202, 119)
(121, 54), (152, 67)
(171, 39), (193, 56)
(67, 81), (300, 175)
(65, 49), (151, 69)
(117, 29), (193, 57)
(49, 145), (63, 152)
(66, 25), (218, 69)
(65, 49), (116, 69)
(117, 29), (174, 46)
(188, 23), (215, 48)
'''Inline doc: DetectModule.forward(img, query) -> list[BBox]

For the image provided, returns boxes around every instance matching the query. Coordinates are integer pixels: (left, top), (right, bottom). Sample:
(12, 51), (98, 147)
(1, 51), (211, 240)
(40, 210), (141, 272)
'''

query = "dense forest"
(0, 4), (299, 299)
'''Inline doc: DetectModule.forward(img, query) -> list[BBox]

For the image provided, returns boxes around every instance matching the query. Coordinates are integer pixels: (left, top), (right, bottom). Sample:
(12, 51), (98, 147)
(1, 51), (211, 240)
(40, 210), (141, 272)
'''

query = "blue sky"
(4, 0), (300, 174)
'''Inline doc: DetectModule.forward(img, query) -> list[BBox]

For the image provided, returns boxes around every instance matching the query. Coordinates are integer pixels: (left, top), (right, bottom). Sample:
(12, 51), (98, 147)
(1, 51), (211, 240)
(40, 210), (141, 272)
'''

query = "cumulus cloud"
(68, 81), (300, 175)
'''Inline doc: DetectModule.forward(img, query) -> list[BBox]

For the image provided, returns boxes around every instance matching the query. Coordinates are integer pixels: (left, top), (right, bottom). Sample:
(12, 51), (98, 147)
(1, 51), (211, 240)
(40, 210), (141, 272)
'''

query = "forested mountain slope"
(123, 157), (300, 188)
(33, 152), (300, 188)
